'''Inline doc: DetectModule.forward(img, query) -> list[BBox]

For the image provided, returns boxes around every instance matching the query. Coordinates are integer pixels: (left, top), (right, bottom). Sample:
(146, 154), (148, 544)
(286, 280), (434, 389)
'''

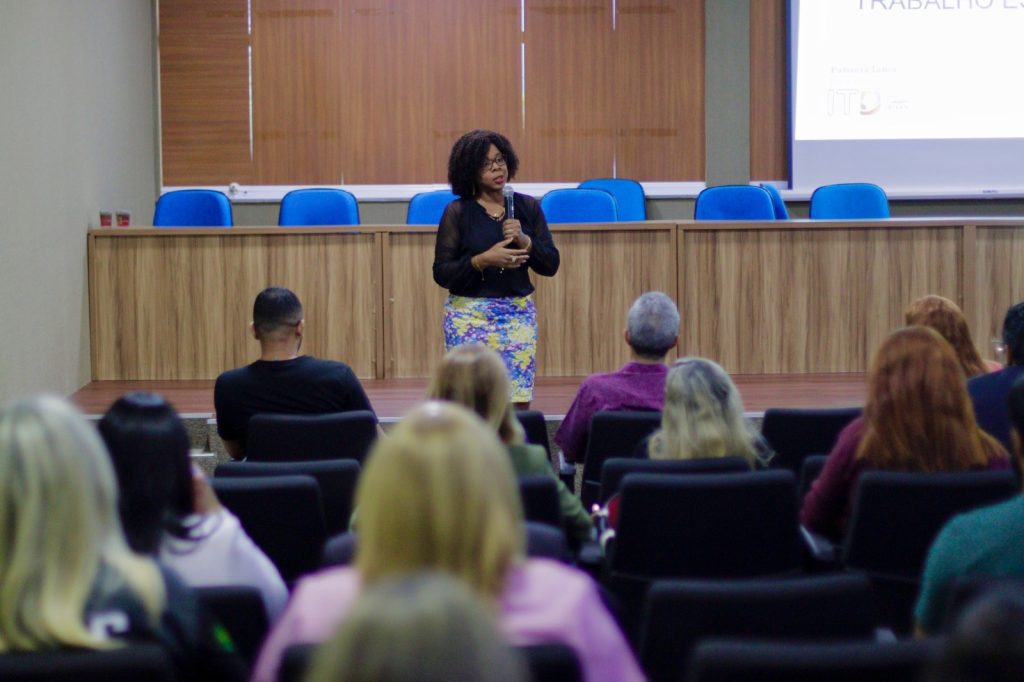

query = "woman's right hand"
(473, 237), (530, 270)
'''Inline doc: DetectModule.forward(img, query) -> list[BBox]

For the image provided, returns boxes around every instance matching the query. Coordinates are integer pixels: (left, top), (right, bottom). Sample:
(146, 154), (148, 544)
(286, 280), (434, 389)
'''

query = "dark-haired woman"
(433, 130), (560, 407)
(99, 392), (288, 621)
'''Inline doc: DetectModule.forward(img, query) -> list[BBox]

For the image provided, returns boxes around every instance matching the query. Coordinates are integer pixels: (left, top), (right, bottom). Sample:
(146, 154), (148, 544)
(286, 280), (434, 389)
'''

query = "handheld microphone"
(503, 185), (515, 220)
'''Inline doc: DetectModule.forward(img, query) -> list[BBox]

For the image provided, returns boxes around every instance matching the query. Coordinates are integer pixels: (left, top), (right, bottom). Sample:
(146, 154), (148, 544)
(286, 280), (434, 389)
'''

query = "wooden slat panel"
(386, 231), (448, 378)
(614, 0), (704, 181)
(520, 1), (615, 181)
(90, 233), (378, 379)
(973, 224), (1024, 348)
(533, 226), (678, 374)
(252, 0), (344, 184)
(336, 0), (520, 184)
(159, 0), (254, 185)
(749, 0), (788, 181)
(681, 225), (962, 373)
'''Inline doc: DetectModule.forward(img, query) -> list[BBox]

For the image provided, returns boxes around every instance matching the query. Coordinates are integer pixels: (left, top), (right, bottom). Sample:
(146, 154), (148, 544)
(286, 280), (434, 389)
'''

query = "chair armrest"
(800, 525), (838, 564)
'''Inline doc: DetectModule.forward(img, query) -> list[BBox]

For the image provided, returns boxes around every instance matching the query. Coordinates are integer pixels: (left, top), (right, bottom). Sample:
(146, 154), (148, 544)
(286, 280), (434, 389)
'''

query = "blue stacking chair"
(153, 189), (233, 227)
(760, 183), (790, 219)
(579, 178), (646, 221)
(694, 185), (775, 220)
(809, 182), (890, 219)
(540, 188), (617, 224)
(278, 188), (360, 226)
(406, 189), (458, 224)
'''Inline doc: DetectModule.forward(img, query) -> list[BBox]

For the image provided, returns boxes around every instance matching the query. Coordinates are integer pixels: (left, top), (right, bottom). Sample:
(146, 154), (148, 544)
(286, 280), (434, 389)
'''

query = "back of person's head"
(98, 392), (194, 555)
(0, 395), (163, 652)
(1003, 302), (1024, 366)
(927, 589), (1024, 682)
(252, 287), (303, 340)
(905, 295), (987, 378)
(427, 343), (524, 445)
(626, 292), (680, 360)
(305, 572), (528, 682)
(648, 357), (767, 467)
(857, 326), (1000, 471)
(355, 402), (524, 598)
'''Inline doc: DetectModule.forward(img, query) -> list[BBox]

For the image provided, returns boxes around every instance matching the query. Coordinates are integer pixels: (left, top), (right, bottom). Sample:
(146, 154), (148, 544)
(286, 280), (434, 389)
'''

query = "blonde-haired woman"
(252, 402), (643, 682)
(428, 343), (592, 543)
(306, 572), (527, 682)
(0, 395), (243, 680)
(647, 357), (770, 468)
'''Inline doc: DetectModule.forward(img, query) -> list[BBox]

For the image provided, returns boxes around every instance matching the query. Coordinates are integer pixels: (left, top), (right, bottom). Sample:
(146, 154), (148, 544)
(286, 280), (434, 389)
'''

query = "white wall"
(0, 0), (157, 401)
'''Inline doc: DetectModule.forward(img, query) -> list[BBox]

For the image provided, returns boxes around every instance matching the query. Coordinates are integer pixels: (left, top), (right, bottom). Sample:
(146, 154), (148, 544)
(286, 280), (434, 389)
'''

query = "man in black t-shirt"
(214, 287), (377, 460)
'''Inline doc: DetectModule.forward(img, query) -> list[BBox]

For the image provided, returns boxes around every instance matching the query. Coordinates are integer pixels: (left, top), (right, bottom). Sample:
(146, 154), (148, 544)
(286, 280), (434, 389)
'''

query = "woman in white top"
(98, 392), (287, 621)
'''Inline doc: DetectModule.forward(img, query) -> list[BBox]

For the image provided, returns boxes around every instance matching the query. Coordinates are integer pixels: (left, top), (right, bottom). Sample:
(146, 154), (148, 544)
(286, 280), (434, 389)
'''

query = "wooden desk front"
(88, 219), (1024, 380)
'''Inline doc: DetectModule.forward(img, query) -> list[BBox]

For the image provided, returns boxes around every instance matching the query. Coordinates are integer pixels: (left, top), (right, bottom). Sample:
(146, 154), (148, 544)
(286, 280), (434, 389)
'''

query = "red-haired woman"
(801, 326), (1010, 539)
(905, 294), (996, 377)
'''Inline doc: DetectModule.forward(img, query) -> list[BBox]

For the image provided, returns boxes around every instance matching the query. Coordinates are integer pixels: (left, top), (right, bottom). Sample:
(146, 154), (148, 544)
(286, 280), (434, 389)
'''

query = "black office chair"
(638, 574), (877, 682)
(686, 637), (944, 682)
(761, 407), (861, 472)
(798, 454), (828, 499)
(280, 642), (583, 682)
(518, 409), (553, 459)
(0, 645), (174, 682)
(215, 459), (360, 535)
(321, 521), (573, 569)
(212, 475), (328, 585)
(518, 644), (583, 682)
(606, 471), (803, 637)
(599, 456), (750, 504)
(581, 411), (662, 508)
(518, 475), (563, 530)
(195, 586), (268, 670)
(246, 410), (377, 463)
(833, 470), (1018, 633)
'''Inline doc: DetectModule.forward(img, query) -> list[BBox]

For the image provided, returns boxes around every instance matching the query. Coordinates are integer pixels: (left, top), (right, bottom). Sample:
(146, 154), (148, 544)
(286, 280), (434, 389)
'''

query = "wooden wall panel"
(252, 0), (344, 184)
(749, 0), (788, 181)
(973, 224), (1024, 348)
(336, 0), (520, 184)
(159, 0), (254, 185)
(681, 225), (961, 373)
(614, 0), (704, 181)
(520, 1), (616, 181)
(533, 226), (678, 374)
(385, 231), (449, 378)
(89, 232), (379, 380)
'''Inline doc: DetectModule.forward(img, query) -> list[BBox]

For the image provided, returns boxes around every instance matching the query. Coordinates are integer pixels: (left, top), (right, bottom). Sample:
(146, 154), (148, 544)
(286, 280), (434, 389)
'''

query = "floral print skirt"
(443, 294), (537, 402)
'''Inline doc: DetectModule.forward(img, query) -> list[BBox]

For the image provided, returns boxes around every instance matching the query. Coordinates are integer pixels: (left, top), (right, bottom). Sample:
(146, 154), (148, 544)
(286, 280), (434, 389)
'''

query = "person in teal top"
(428, 343), (593, 544)
(915, 376), (1024, 634)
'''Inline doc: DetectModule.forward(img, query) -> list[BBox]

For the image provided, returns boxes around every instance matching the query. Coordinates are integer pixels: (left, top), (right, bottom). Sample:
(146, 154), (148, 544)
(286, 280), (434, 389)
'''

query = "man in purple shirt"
(554, 291), (679, 464)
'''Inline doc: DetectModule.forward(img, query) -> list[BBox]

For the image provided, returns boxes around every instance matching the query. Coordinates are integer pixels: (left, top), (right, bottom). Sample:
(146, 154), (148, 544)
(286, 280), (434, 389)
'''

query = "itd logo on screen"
(827, 89), (882, 116)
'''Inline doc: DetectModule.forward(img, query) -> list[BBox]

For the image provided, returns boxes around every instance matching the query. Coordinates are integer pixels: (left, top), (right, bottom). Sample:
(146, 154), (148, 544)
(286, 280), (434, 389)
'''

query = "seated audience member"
(428, 343), (593, 544)
(0, 395), (244, 681)
(905, 294), (993, 378)
(801, 326), (1009, 540)
(99, 392), (287, 621)
(554, 291), (680, 464)
(915, 378), (1024, 635)
(925, 589), (1024, 682)
(305, 572), (528, 682)
(645, 357), (770, 467)
(214, 286), (377, 459)
(969, 302), (1024, 454)
(251, 402), (643, 682)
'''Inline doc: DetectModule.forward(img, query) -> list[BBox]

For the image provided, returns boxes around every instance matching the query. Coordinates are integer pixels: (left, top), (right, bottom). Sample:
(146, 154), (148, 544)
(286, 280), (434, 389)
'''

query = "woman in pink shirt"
(251, 402), (644, 682)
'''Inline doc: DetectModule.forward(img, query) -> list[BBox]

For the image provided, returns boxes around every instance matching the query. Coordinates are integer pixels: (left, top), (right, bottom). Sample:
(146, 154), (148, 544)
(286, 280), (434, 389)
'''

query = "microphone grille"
(503, 185), (514, 198)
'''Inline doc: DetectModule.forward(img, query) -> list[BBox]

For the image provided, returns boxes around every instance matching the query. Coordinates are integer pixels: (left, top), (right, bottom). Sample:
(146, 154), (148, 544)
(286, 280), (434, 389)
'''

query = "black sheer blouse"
(432, 193), (560, 298)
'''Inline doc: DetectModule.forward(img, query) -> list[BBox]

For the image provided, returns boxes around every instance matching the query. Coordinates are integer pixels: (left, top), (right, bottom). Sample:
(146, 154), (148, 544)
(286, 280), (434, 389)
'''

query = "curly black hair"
(447, 129), (519, 199)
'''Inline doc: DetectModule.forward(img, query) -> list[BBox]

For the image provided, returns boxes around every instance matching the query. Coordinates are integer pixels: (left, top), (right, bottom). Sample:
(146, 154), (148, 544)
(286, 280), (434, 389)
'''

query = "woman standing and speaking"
(433, 130), (559, 408)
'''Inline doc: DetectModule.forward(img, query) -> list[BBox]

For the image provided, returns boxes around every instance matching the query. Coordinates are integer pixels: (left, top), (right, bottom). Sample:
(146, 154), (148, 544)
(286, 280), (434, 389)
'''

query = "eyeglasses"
(480, 155), (507, 171)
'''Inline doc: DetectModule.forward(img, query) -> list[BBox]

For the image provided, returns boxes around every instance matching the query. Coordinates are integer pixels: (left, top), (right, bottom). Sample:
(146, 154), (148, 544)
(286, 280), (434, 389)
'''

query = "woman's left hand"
(502, 219), (531, 250)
